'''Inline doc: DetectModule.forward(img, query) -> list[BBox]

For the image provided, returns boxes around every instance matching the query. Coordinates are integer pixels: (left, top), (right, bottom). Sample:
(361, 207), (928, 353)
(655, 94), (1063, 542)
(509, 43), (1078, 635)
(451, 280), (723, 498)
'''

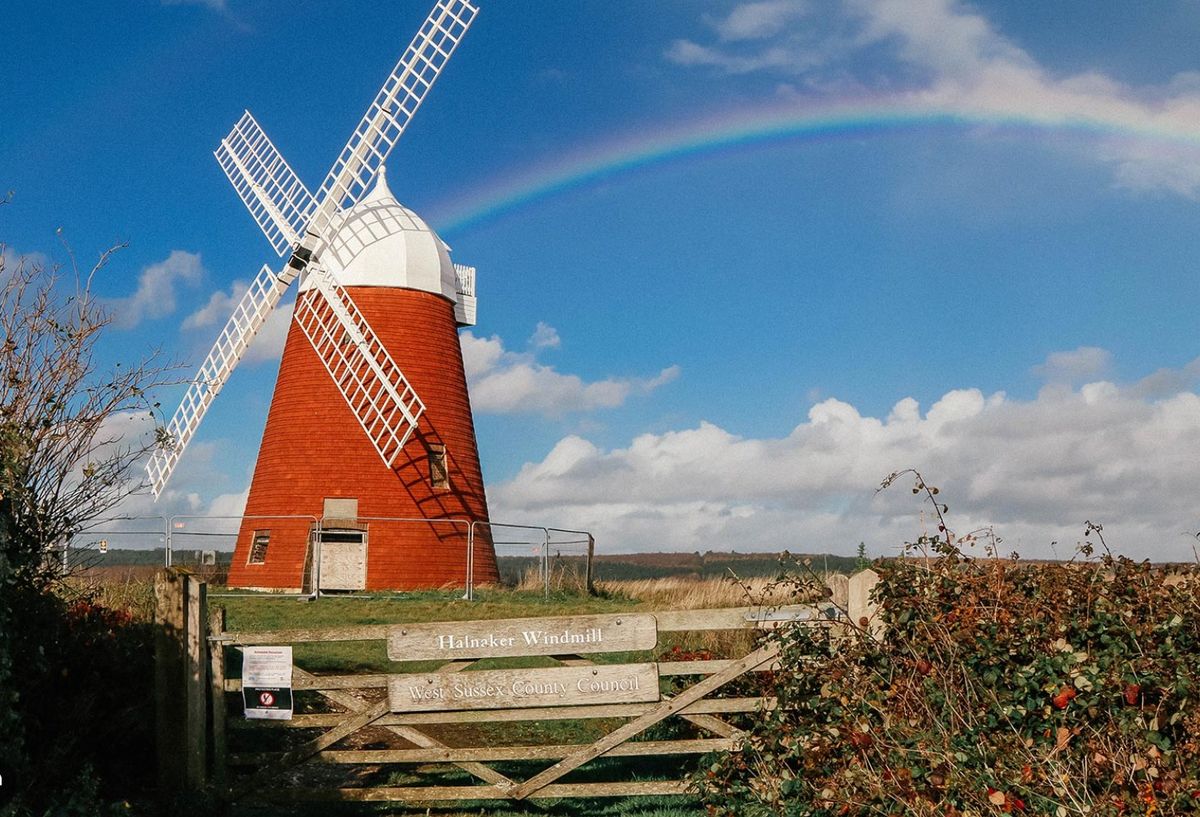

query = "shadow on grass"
(231, 755), (705, 817)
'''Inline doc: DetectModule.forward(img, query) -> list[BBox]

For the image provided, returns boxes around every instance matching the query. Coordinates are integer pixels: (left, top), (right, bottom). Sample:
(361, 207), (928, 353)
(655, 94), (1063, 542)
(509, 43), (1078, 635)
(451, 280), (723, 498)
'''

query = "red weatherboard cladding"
(227, 287), (498, 591)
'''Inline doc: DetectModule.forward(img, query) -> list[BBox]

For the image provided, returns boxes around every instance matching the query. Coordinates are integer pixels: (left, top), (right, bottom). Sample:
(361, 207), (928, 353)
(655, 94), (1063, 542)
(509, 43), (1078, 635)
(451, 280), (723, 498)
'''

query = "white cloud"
(107, 250), (203, 329)
(181, 283), (243, 330)
(181, 279), (293, 365)
(99, 434), (251, 541)
(462, 327), (679, 416)
(1032, 346), (1112, 384)
(709, 1), (810, 42)
(529, 321), (561, 350)
(491, 352), (1200, 561)
(665, 40), (802, 75)
(667, 0), (1200, 197)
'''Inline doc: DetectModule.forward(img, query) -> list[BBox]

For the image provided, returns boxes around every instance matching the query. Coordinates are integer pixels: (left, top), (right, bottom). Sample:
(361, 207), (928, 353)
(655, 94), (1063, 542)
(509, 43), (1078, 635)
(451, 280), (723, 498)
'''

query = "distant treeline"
(87, 548), (233, 567)
(96, 547), (862, 580)
(499, 551), (863, 584)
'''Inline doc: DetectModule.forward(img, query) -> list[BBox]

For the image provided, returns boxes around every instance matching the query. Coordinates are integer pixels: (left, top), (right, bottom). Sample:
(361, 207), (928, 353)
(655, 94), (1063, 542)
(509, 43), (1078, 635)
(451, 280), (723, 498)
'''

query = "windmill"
(148, 0), (498, 592)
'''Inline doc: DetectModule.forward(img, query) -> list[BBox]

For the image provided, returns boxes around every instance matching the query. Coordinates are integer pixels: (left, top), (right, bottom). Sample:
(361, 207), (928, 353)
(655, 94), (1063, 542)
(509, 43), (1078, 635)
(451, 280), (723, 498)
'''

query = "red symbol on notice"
(259, 691), (275, 707)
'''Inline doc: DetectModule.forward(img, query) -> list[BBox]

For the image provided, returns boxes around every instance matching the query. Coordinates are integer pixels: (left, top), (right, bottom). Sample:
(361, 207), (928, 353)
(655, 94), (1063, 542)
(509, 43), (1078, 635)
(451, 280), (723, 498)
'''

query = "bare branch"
(1, 244), (184, 584)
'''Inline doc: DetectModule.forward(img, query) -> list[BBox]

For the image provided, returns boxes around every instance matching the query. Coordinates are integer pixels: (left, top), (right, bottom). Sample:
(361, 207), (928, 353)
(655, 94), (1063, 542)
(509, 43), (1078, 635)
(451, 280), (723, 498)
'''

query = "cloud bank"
(490, 350), (1200, 560)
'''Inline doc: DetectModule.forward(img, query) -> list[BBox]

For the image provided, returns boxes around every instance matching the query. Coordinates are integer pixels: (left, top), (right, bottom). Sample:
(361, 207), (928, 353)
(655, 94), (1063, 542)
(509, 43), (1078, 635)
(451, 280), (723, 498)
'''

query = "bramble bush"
(698, 478), (1200, 817)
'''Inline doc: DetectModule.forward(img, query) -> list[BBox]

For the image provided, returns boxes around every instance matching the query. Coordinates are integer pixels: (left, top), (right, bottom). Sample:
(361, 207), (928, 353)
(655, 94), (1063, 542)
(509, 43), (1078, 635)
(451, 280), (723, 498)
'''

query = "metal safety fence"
(66, 514), (594, 602)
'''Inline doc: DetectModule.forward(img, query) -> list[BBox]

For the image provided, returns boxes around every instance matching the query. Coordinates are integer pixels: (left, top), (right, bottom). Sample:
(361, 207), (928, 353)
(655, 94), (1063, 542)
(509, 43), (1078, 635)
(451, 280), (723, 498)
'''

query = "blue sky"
(4, 0), (1200, 560)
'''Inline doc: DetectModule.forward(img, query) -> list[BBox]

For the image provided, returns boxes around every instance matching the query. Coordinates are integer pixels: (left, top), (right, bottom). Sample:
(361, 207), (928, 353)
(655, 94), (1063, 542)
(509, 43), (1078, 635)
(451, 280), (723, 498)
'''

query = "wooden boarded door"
(318, 498), (366, 591)
(317, 527), (367, 590)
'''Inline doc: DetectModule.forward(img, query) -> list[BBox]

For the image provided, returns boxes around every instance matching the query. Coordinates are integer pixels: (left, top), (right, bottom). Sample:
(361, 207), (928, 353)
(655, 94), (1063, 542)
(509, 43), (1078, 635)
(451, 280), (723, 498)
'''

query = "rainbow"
(429, 97), (1200, 236)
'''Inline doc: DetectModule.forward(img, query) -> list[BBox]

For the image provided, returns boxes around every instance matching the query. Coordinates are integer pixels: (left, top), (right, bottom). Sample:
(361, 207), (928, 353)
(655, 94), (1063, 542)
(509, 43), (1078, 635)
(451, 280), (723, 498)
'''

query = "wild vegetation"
(698, 477), (1200, 817)
(0, 238), (176, 816)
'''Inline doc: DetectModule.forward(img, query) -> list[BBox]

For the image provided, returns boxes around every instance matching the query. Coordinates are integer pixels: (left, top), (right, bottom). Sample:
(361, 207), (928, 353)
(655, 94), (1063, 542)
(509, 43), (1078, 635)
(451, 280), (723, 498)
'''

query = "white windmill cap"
(303, 166), (458, 302)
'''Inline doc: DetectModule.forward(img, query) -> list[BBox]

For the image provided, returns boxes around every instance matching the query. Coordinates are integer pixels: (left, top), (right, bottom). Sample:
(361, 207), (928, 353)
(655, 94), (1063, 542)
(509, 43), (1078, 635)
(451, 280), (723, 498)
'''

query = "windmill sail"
(147, 265), (290, 497)
(293, 265), (425, 468)
(306, 0), (479, 242)
(215, 111), (316, 256)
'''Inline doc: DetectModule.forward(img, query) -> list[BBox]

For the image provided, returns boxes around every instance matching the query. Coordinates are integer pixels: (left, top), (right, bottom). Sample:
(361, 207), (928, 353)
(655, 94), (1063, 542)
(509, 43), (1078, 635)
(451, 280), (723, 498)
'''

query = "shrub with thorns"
(698, 474), (1200, 817)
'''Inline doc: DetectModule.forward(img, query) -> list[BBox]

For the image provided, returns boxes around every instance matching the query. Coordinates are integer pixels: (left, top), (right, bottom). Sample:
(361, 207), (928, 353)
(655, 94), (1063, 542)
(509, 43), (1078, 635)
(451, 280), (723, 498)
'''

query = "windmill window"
(430, 444), (449, 489)
(248, 530), (270, 564)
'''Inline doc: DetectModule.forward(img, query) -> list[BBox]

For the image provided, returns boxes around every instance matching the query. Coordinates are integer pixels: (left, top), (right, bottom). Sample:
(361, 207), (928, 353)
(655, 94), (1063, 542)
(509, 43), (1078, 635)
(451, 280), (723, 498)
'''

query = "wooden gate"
(155, 569), (880, 805)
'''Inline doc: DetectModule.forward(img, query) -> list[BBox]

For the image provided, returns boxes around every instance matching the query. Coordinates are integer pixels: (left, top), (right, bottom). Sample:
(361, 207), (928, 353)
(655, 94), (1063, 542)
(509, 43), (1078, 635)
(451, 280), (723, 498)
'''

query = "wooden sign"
(388, 663), (660, 712)
(387, 613), (657, 661)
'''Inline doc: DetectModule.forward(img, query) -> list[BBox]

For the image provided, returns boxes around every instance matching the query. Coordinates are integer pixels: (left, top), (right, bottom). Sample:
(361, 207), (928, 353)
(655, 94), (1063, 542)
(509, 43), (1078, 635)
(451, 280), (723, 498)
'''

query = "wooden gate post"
(824, 572), (849, 609)
(154, 568), (209, 797)
(208, 605), (228, 790)
(847, 569), (882, 640)
(585, 534), (596, 596)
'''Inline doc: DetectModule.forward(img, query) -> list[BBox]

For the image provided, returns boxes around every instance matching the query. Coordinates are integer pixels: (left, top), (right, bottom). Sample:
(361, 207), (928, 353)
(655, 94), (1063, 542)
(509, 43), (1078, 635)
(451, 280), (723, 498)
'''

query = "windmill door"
(317, 526), (368, 591)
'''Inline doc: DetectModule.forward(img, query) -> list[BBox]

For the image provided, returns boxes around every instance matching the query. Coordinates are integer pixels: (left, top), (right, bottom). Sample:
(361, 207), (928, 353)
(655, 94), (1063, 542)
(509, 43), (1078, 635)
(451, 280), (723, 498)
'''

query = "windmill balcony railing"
(453, 263), (475, 298)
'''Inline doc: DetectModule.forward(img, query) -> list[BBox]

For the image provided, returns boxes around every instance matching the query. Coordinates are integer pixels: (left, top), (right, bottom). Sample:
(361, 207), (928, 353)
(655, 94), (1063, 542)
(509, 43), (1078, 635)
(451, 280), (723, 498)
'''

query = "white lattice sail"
(215, 111), (316, 256)
(147, 265), (290, 497)
(293, 265), (425, 468)
(307, 0), (479, 242)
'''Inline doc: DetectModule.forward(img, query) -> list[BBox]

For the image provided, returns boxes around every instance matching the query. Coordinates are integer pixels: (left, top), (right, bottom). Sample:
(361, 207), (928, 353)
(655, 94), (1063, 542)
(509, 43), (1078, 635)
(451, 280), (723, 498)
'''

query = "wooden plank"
(184, 576), (207, 791)
(661, 658), (780, 675)
(262, 780), (692, 802)
(509, 643), (779, 800)
(653, 605), (819, 632)
(231, 696), (777, 728)
(278, 700), (388, 766)
(585, 535), (595, 595)
(231, 738), (735, 766)
(221, 604), (825, 646)
(548, 653), (746, 740)
(222, 624), (391, 645)
(825, 572), (849, 608)
(208, 605), (228, 790)
(681, 712), (740, 738)
(439, 659), (476, 673)
(388, 663), (659, 712)
(291, 667), (513, 791)
(552, 655), (595, 667)
(848, 569), (883, 639)
(224, 658), (781, 693)
(387, 613), (658, 661)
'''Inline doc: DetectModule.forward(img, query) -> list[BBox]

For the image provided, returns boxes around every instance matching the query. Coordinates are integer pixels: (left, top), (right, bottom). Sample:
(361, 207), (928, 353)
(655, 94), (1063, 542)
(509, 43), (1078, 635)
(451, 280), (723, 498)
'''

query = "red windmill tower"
(147, 0), (498, 592)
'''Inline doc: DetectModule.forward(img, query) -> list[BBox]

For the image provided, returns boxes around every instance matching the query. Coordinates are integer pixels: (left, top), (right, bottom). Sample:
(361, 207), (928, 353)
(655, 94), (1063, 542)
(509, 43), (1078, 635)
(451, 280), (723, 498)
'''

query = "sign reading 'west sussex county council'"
(388, 663), (661, 712)
(386, 613), (658, 661)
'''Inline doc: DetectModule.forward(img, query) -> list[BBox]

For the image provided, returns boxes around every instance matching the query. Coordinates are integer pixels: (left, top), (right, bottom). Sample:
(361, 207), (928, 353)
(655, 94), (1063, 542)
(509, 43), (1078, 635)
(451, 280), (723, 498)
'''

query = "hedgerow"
(698, 481), (1200, 816)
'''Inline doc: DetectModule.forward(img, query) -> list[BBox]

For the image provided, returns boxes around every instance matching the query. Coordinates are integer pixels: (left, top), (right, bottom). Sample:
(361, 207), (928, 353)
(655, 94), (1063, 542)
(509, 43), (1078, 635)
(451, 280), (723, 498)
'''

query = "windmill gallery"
(148, 0), (501, 592)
